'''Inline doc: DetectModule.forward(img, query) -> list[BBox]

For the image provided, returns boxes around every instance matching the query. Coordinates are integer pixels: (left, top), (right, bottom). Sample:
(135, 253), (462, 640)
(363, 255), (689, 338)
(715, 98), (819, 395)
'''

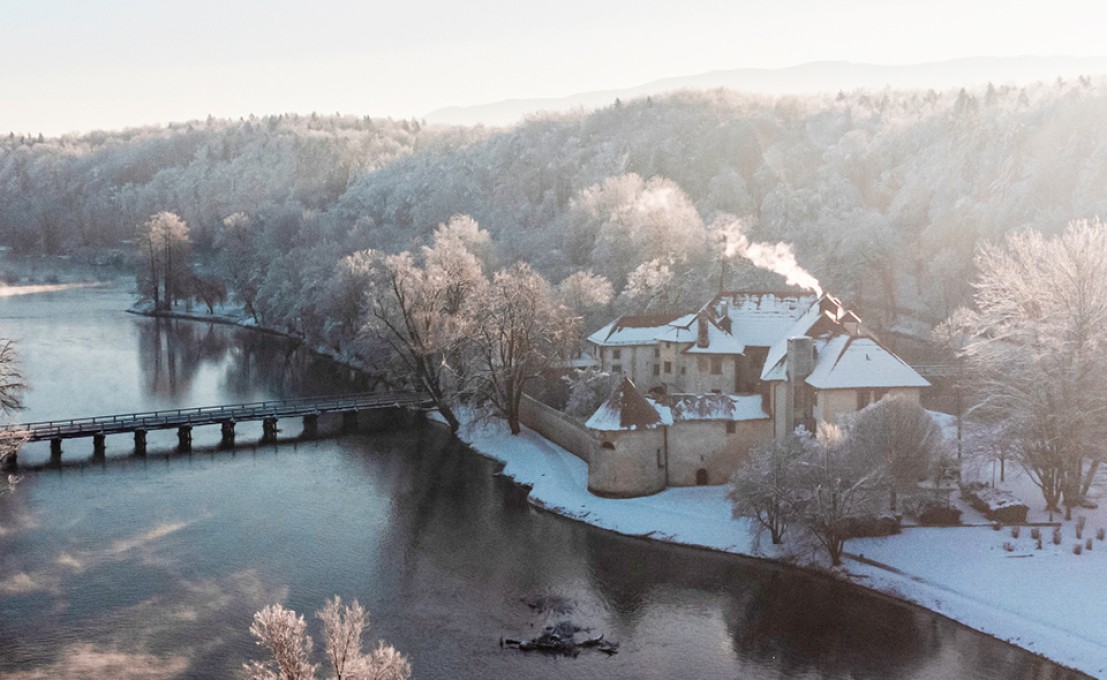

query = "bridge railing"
(0, 391), (433, 440)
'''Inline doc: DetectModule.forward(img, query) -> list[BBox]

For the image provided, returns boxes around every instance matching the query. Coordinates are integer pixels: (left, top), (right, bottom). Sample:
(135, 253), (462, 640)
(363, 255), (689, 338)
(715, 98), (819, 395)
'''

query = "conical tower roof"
(585, 377), (669, 431)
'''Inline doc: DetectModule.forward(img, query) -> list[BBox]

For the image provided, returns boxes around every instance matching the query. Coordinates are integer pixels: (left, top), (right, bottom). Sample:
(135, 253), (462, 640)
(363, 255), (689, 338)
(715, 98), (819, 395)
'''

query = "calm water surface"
(0, 284), (1085, 679)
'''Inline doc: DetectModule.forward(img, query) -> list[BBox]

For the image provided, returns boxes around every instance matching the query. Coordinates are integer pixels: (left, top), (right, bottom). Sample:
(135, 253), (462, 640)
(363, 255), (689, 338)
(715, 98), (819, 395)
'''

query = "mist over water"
(0, 284), (1083, 679)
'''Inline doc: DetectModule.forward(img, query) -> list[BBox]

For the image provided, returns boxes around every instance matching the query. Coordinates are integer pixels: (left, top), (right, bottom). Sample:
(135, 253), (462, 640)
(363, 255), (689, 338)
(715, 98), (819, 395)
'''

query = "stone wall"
(667, 419), (773, 486)
(518, 395), (596, 463)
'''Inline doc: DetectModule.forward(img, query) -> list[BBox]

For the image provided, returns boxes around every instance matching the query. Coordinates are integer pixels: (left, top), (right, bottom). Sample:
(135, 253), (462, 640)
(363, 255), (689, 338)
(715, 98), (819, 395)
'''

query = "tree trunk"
(437, 400), (461, 434)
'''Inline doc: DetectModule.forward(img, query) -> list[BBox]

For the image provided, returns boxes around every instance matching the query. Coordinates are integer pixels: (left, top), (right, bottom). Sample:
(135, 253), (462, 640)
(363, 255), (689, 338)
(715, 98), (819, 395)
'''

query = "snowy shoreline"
(135, 303), (1105, 678)
(441, 414), (1105, 679)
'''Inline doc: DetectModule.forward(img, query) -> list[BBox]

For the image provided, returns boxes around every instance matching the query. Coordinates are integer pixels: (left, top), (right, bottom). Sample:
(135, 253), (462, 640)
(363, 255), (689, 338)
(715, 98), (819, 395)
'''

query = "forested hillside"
(4, 78), (1107, 341)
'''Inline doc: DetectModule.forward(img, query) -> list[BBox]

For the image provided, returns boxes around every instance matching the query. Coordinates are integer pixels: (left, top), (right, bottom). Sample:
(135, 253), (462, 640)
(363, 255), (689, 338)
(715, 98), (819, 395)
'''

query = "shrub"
(1010, 526), (1020, 539)
(1052, 527), (1062, 545)
(841, 513), (901, 539)
(1036, 536), (1043, 550)
(1074, 543), (1083, 555)
(1030, 527), (1041, 541)
(1097, 528), (1105, 541)
(911, 499), (962, 526)
(1086, 538), (1094, 550)
(1076, 516), (1087, 539)
(961, 485), (1029, 523)
(1002, 541), (1015, 552)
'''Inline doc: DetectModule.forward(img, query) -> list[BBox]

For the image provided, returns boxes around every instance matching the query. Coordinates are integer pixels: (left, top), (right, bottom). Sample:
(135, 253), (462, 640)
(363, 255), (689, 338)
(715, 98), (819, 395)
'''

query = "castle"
(580, 291), (929, 497)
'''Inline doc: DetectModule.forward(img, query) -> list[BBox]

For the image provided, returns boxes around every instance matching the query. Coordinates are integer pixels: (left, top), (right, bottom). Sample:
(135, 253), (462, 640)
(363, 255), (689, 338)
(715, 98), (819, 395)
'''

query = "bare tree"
(731, 425), (889, 565)
(792, 426), (889, 567)
(954, 220), (1107, 516)
(465, 262), (576, 434)
(728, 434), (809, 545)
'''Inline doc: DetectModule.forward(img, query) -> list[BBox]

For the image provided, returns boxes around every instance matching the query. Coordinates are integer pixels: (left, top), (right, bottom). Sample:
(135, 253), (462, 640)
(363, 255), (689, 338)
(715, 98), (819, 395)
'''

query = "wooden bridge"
(0, 391), (433, 468)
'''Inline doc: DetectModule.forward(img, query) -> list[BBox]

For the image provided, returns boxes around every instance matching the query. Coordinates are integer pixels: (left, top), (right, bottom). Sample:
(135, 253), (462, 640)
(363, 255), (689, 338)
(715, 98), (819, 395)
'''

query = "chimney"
(786, 336), (815, 381)
(719, 300), (732, 333)
(697, 313), (709, 348)
(784, 336), (815, 434)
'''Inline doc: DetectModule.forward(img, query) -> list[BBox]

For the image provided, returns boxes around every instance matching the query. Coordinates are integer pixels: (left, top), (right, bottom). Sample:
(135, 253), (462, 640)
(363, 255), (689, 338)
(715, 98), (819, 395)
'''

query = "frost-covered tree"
(364, 219), (490, 433)
(732, 425), (889, 565)
(465, 262), (576, 434)
(562, 368), (619, 418)
(953, 219), (1107, 516)
(214, 211), (265, 320)
(846, 398), (945, 508)
(728, 433), (810, 545)
(367, 251), (468, 433)
(0, 339), (26, 482)
(135, 211), (191, 311)
(245, 603), (317, 680)
(557, 270), (613, 356)
(792, 425), (889, 566)
(245, 597), (410, 680)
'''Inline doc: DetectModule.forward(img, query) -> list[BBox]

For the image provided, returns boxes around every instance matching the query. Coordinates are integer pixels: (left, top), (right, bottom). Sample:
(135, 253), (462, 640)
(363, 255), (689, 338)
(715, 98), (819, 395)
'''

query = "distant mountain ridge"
(426, 55), (1107, 127)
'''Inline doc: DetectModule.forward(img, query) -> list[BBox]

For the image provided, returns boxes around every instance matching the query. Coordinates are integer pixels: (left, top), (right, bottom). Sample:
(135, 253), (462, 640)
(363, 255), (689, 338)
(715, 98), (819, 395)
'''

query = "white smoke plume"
(720, 221), (823, 296)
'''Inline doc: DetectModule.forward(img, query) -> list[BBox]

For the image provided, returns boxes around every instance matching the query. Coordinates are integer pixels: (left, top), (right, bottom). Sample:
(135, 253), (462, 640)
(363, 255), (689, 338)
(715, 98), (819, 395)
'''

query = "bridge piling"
(302, 413), (319, 439)
(177, 426), (193, 452)
(49, 438), (63, 464)
(262, 417), (279, 443)
(92, 434), (106, 460)
(1, 451), (15, 472)
(220, 421), (236, 448)
(341, 410), (359, 433)
(134, 430), (147, 456)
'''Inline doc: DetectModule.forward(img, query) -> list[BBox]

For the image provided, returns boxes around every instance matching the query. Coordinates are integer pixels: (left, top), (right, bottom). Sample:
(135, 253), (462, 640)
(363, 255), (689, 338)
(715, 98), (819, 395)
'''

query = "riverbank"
(134, 303), (1105, 678)
(443, 413), (1106, 679)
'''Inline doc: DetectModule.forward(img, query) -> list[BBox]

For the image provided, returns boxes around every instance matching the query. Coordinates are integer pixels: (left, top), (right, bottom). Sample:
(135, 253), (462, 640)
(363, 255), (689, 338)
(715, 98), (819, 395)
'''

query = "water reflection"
(0, 285), (1090, 680)
(134, 316), (372, 405)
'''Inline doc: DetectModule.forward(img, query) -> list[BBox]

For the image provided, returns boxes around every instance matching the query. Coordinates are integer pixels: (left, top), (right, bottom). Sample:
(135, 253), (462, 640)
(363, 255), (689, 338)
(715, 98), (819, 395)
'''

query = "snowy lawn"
(446, 412), (1107, 678)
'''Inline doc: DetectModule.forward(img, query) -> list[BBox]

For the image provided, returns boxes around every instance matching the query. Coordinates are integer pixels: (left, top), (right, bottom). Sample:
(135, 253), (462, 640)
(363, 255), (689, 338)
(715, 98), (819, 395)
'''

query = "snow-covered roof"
(653, 314), (699, 344)
(585, 377), (673, 431)
(586, 313), (683, 346)
(758, 293), (869, 382)
(683, 319), (746, 355)
(669, 393), (769, 422)
(805, 335), (931, 390)
(711, 291), (818, 348)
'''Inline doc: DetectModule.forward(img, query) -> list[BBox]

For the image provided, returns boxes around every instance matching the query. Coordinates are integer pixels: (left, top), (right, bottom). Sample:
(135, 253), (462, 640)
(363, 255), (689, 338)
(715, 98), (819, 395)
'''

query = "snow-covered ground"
(445, 412), (1107, 678)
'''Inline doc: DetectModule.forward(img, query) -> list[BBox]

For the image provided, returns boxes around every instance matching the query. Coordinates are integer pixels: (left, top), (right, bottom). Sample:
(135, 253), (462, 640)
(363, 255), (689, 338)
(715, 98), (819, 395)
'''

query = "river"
(0, 282), (1084, 679)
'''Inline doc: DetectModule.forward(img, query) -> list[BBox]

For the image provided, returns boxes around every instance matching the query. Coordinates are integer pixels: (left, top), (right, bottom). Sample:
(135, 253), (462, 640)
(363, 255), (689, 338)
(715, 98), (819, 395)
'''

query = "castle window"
(654, 348), (660, 358)
(612, 364), (622, 374)
(664, 361), (672, 374)
(726, 421), (736, 434)
(857, 389), (871, 410)
(711, 357), (722, 375)
(653, 364), (660, 376)
(612, 349), (621, 360)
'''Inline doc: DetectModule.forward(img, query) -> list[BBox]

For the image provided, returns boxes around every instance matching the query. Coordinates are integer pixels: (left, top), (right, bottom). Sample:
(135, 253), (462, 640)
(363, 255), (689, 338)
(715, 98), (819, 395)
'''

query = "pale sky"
(4, 0), (1107, 136)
